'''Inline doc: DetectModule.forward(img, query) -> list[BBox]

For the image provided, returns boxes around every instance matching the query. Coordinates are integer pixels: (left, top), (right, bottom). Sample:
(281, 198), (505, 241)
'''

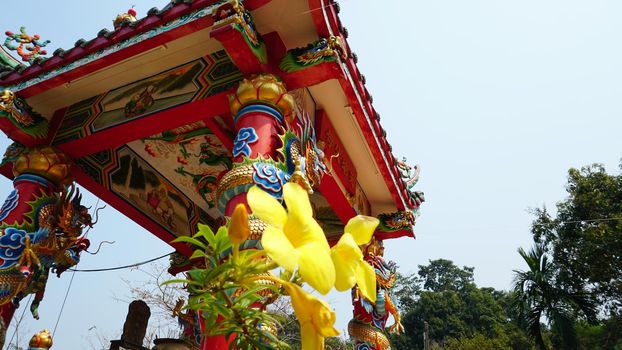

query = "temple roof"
(0, 0), (422, 240)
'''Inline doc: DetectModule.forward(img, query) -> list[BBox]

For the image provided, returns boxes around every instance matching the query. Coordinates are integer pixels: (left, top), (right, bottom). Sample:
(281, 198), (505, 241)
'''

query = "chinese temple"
(0, 0), (423, 349)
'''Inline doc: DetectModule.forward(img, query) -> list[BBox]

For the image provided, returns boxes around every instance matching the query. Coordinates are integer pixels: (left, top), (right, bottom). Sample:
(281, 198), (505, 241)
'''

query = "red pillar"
(201, 74), (293, 349)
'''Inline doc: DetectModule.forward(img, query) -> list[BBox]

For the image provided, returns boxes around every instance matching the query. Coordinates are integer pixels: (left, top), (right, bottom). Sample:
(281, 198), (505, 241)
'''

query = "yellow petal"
(283, 182), (313, 220)
(345, 215), (379, 245)
(301, 321), (323, 350)
(311, 301), (340, 337)
(355, 260), (377, 303)
(331, 233), (362, 291)
(284, 213), (327, 249)
(282, 281), (338, 349)
(247, 186), (287, 228)
(261, 226), (298, 271)
(229, 203), (250, 245)
(297, 243), (335, 295)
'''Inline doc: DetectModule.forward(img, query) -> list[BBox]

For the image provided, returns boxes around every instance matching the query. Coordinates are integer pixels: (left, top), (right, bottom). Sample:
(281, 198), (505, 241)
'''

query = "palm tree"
(512, 244), (596, 350)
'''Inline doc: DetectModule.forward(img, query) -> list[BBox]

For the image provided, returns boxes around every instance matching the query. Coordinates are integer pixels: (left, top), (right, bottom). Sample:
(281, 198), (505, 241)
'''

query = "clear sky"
(2, 0), (622, 349)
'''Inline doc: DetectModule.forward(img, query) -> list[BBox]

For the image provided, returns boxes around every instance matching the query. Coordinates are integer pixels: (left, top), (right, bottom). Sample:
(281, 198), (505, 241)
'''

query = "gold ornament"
(229, 74), (295, 119)
(0, 90), (36, 126)
(28, 329), (53, 349)
(12, 146), (72, 186)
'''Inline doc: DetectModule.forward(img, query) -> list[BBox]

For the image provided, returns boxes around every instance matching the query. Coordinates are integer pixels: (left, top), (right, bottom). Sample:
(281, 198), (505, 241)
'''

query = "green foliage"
(165, 224), (290, 350)
(444, 333), (511, 350)
(417, 259), (474, 293)
(532, 163), (622, 314)
(512, 243), (597, 350)
(511, 162), (622, 349)
(390, 259), (533, 350)
(575, 316), (622, 349)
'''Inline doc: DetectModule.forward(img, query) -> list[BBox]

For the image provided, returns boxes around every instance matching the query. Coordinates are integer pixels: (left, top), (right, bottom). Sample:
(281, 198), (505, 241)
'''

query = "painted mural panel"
(109, 146), (193, 234)
(91, 60), (205, 132)
(126, 120), (232, 216)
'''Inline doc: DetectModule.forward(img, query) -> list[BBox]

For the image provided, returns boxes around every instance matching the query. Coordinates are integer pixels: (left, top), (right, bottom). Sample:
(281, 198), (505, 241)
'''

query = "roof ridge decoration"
(0, 1), (222, 92)
(396, 157), (425, 213)
(3, 27), (50, 65)
(113, 7), (138, 29)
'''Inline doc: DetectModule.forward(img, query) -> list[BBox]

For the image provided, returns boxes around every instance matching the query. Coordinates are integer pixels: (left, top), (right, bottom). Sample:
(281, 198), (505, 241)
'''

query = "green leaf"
(196, 223), (217, 247)
(190, 249), (208, 260)
(171, 236), (207, 250)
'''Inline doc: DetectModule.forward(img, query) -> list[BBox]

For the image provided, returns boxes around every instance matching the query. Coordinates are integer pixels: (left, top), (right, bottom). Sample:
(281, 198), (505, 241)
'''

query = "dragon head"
(56, 185), (94, 238)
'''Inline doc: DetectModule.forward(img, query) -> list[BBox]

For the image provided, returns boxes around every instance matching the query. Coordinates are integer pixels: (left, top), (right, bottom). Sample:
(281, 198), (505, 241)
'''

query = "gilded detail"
(229, 74), (295, 119)
(13, 146), (72, 186)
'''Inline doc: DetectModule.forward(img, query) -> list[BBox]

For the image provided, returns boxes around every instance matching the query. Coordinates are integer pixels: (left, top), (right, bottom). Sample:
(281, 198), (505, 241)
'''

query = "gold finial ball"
(229, 74), (295, 119)
(113, 8), (138, 29)
(12, 146), (72, 186)
(28, 329), (53, 349)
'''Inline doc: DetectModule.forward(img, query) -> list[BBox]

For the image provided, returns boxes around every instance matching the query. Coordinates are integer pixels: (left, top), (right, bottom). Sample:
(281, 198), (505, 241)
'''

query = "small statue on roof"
(113, 7), (138, 29)
(3, 27), (50, 64)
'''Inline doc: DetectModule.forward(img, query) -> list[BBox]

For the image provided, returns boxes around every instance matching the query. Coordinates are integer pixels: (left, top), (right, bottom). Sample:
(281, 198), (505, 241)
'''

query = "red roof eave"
(1, 0), (224, 97)
(307, 0), (414, 213)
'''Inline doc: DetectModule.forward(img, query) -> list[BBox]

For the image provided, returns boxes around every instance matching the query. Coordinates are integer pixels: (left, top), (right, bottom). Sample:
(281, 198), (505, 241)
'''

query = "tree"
(417, 259), (474, 293)
(390, 259), (532, 350)
(532, 163), (622, 315)
(512, 244), (597, 350)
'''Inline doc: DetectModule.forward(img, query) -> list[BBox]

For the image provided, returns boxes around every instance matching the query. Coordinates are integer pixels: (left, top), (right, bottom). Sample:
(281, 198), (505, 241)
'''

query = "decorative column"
(217, 73), (294, 220)
(0, 144), (93, 327)
(200, 74), (294, 350)
(348, 237), (404, 350)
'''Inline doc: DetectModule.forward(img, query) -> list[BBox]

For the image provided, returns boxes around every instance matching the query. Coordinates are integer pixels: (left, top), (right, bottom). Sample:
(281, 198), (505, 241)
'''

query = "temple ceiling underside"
(0, 0), (424, 245)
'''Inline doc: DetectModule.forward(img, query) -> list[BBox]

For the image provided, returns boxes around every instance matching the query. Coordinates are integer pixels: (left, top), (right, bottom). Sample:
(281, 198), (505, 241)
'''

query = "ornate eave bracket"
(279, 36), (347, 73)
(210, 0), (268, 72)
(375, 159), (425, 240)
(0, 89), (49, 146)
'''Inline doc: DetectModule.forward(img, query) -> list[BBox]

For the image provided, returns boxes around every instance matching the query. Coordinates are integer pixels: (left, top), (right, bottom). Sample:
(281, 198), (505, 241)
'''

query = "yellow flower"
(330, 216), (378, 302)
(229, 203), (250, 245)
(247, 183), (335, 294)
(282, 281), (339, 350)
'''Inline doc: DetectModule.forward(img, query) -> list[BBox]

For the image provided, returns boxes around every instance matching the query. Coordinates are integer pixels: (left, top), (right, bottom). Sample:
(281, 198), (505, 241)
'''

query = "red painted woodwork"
(55, 90), (232, 158)
(306, 0), (411, 211)
(318, 174), (356, 225)
(203, 118), (233, 151)
(210, 25), (266, 74)
(46, 107), (69, 145)
(316, 110), (357, 196)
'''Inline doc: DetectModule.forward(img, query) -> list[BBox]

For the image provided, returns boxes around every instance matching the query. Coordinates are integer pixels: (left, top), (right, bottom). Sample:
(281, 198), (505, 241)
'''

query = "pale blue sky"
(2, 1), (622, 349)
